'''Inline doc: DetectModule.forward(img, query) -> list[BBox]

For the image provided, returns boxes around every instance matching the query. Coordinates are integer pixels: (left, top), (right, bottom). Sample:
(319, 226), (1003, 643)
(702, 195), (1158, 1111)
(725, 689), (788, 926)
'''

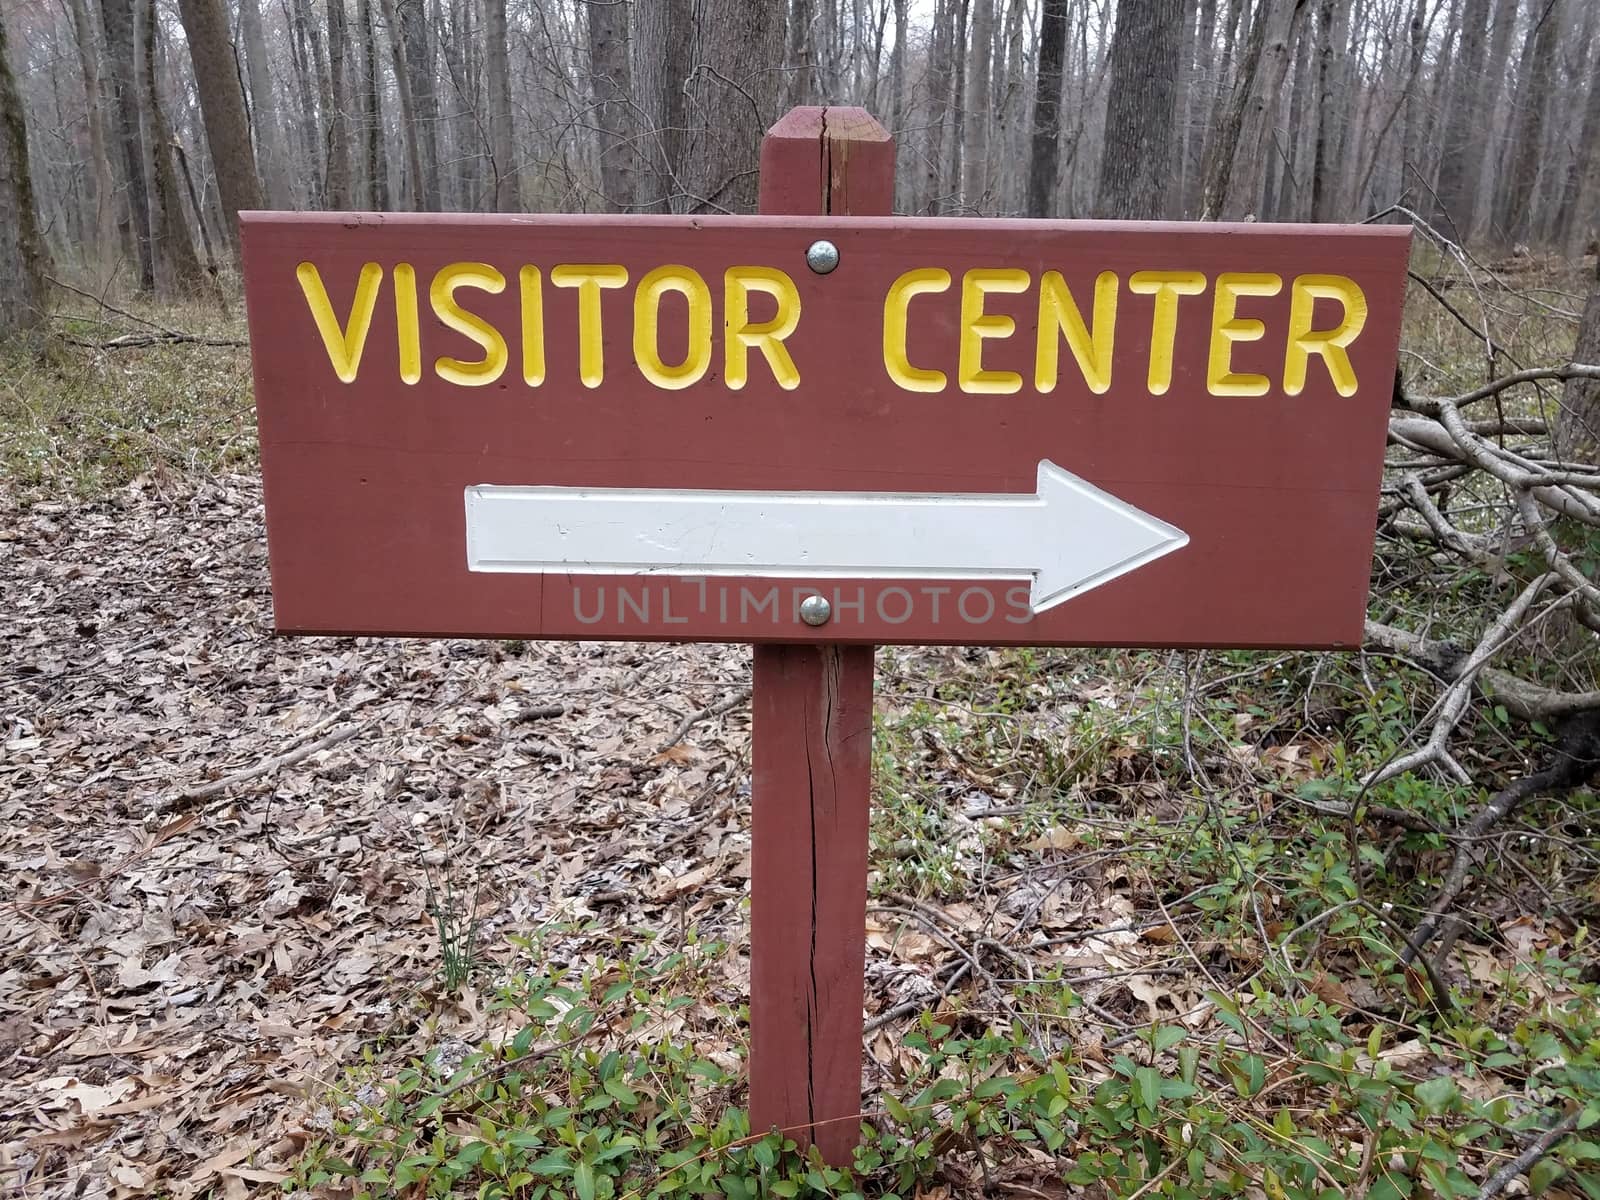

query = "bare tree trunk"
(1494, 0), (1561, 246)
(889, 0), (906, 207)
(1310, 0), (1346, 220)
(1278, 10), (1312, 219)
(587, 0), (640, 211)
(171, 138), (220, 279)
(239, 0), (290, 207)
(633, 0), (691, 212)
(376, 0), (422, 208)
(1553, 26), (1600, 255)
(785, 0), (817, 107)
(323, 0), (352, 208)
(175, 0), (265, 250)
(1169, 0), (1197, 217)
(1026, 0), (1068, 217)
(66, 0), (119, 268)
(1430, 0), (1488, 239)
(920, 0), (953, 213)
(0, 3), (48, 339)
(946, 0), (971, 206)
(1096, 0), (1183, 218)
(142, 0), (205, 294)
(1202, 0), (1311, 219)
(287, 0), (324, 200)
(962, 0), (994, 210)
(1559, 258), (1600, 464)
(1469, 0), (1520, 238)
(99, 0), (154, 290)
(396, 0), (439, 209)
(484, 0), (515, 211)
(359, 0), (389, 208)
(675, 0), (784, 213)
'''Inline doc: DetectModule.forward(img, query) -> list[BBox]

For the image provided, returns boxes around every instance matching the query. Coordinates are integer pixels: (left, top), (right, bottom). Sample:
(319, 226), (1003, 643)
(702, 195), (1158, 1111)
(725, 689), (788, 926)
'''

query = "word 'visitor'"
(297, 260), (1372, 398)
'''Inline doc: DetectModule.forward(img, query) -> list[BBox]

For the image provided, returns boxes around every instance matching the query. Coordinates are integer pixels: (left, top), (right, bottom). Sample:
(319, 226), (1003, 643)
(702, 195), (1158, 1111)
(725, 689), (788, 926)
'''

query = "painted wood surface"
(241, 201), (1409, 650)
(747, 106), (886, 1166)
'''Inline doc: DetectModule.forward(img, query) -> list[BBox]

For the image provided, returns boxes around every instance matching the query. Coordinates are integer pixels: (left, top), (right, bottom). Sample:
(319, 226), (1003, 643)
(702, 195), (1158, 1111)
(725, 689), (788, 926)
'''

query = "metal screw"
(798, 594), (832, 626)
(805, 240), (840, 275)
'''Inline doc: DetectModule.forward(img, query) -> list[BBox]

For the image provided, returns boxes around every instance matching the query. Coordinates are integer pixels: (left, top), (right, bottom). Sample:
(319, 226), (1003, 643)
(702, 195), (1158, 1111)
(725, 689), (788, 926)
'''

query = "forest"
(0, 0), (1597, 299)
(3, 0), (1600, 1197)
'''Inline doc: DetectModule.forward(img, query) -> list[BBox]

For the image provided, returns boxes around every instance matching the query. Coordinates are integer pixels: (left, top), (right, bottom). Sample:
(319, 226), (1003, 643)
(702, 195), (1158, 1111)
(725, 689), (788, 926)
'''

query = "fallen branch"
(658, 685), (752, 751)
(1363, 618), (1600, 722)
(176, 720), (370, 804)
(1474, 1108), (1584, 1200)
(1405, 709), (1600, 961)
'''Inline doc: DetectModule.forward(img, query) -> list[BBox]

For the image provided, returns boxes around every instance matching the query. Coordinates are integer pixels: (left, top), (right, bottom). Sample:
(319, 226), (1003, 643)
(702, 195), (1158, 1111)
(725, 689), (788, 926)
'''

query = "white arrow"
(464, 460), (1187, 614)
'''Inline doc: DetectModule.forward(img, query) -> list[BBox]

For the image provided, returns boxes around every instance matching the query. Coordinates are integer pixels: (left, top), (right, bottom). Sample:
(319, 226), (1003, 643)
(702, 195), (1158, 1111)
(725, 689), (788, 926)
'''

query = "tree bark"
(1495, 0), (1561, 246)
(484, 0), (515, 212)
(239, 0), (290, 207)
(175, 0), (265, 250)
(962, 0), (994, 210)
(1430, 0), (1488, 240)
(1310, 0), (1346, 220)
(586, 0), (640, 211)
(1026, 0), (1069, 217)
(1095, 0), (1184, 218)
(1553, 34), (1600, 256)
(66, 0), (120, 268)
(395, 0), (439, 209)
(142, 0), (206, 294)
(889, 0), (907, 207)
(287, 0), (324, 195)
(640, 0), (781, 214)
(359, 0), (389, 209)
(1561, 259), (1600, 465)
(99, 0), (154, 291)
(0, 2), (48, 339)
(323, 0), (352, 208)
(377, 0), (423, 208)
(1202, 0), (1308, 219)
(1471, 0), (1520, 240)
(632, 0), (691, 212)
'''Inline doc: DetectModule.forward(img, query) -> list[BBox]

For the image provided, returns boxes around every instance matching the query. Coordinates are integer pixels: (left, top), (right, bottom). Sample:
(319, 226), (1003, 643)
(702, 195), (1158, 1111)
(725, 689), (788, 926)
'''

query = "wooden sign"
(241, 204), (1407, 653)
(241, 108), (1410, 1168)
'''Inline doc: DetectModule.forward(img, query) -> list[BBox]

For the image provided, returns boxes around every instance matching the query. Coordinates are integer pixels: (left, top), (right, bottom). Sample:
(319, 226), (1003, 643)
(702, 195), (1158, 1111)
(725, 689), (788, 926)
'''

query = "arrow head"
(1028, 460), (1189, 614)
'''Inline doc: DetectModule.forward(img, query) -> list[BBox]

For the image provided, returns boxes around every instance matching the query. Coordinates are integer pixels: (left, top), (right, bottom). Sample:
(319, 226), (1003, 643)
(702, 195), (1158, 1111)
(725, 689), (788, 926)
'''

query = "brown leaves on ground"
(2, 473), (753, 1197)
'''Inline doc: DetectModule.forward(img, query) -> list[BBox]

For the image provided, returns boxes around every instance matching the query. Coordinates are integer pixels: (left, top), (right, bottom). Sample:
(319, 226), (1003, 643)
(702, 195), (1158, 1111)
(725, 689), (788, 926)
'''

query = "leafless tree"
(0, 2), (48, 339)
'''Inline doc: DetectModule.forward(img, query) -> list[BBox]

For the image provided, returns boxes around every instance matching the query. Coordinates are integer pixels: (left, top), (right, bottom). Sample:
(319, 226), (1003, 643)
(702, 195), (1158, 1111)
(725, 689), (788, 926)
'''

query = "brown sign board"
(242, 213), (1409, 649)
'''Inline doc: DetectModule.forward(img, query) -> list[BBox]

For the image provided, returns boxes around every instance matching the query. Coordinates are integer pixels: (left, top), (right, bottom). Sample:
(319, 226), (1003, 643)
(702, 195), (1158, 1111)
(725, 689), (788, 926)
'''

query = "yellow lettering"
(394, 263), (420, 385)
(1284, 274), (1366, 396)
(883, 268), (951, 392)
(430, 262), (508, 387)
(519, 267), (545, 386)
(1035, 270), (1119, 394)
(959, 268), (1029, 394)
(1208, 272), (1283, 396)
(296, 261), (382, 384)
(634, 265), (713, 390)
(1128, 270), (1206, 396)
(551, 264), (629, 388)
(724, 267), (802, 389)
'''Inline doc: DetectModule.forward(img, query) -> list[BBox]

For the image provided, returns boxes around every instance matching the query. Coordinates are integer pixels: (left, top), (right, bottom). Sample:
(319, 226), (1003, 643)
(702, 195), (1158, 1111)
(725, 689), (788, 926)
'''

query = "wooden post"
(749, 107), (893, 1168)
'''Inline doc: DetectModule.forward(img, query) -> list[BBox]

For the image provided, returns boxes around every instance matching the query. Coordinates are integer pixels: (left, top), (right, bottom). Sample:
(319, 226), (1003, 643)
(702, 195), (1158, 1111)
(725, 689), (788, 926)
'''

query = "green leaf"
(574, 1160), (597, 1200)
(1152, 1026), (1186, 1055)
(1414, 1076), (1458, 1115)
(1133, 1067), (1161, 1113)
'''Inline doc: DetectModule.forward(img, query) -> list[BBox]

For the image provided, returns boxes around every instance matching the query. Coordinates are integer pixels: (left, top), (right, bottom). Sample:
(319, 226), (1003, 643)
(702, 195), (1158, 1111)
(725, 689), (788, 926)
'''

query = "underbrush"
(289, 639), (1600, 1199)
(0, 298), (252, 498)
